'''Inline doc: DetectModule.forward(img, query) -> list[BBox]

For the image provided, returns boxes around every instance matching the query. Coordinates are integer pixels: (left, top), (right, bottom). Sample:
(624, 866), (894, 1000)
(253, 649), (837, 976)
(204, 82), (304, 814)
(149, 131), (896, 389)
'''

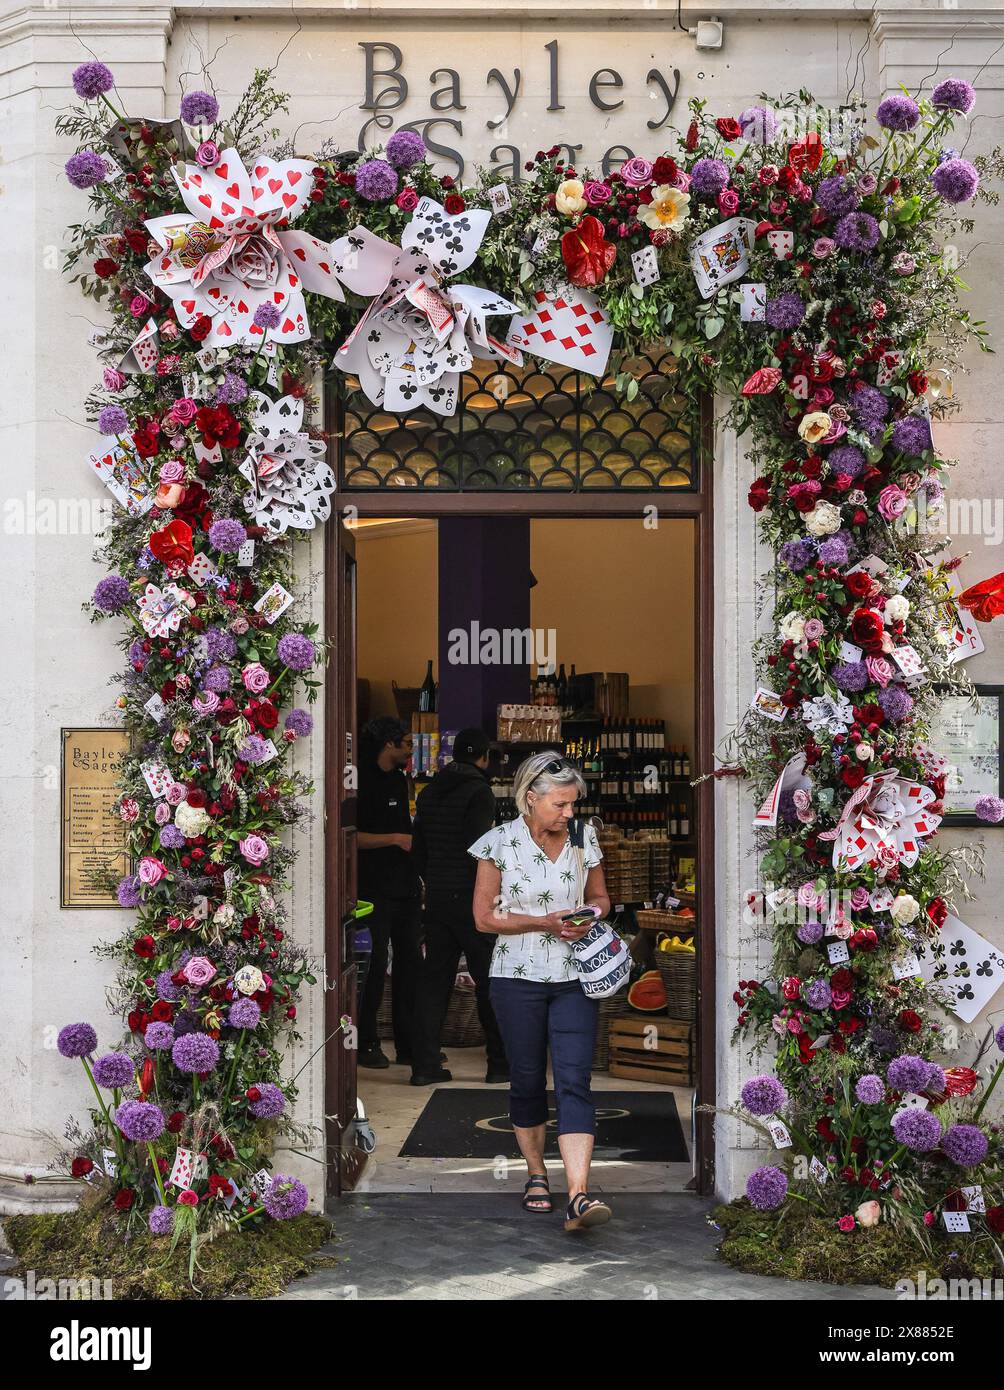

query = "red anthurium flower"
(560, 215), (617, 288)
(149, 517), (194, 570)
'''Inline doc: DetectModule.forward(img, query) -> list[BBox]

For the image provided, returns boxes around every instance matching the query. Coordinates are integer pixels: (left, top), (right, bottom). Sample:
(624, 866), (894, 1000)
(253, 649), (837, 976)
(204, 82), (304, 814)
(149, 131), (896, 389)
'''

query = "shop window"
(329, 351), (700, 491)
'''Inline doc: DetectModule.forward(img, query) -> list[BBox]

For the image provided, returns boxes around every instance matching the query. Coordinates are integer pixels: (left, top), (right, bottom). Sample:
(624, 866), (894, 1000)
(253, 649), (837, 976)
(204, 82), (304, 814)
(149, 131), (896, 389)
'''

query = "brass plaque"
(61, 728), (132, 908)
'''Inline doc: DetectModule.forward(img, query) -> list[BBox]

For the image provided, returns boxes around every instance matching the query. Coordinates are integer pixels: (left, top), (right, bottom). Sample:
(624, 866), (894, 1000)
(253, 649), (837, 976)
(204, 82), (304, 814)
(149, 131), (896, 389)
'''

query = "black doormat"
(398, 1088), (689, 1161)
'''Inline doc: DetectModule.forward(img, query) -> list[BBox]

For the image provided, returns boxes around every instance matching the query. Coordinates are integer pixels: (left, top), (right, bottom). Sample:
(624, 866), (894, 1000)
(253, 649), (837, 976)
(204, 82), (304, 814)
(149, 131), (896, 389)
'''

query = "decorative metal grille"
(330, 351), (700, 492)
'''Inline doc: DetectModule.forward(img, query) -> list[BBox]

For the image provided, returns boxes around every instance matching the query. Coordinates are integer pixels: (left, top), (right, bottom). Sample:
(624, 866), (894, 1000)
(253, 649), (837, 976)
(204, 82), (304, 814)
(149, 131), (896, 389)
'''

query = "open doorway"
(347, 515), (703, 1195)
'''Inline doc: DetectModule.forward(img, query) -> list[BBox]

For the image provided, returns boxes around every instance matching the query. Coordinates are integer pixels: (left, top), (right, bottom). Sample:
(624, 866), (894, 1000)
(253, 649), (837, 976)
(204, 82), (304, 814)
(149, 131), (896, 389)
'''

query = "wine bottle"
(419, 659), (436, 713)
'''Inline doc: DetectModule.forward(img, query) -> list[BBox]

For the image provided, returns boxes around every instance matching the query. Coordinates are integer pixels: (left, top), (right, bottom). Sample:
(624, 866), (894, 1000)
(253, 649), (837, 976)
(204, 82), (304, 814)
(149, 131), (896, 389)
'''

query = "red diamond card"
(505, 287), (613, 376)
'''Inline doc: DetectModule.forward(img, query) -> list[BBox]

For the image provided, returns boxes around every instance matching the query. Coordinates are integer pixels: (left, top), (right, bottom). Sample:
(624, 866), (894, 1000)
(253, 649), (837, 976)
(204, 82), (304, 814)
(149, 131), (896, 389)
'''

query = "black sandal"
(564, 1191), (612, 1231)
(521, 1173), (553, 1213)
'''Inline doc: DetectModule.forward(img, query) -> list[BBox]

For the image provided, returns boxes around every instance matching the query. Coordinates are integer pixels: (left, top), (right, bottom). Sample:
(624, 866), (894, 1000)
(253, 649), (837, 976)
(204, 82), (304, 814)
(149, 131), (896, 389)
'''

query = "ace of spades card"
(915, 913), (1004, 1023)
(505, 287), (613, 377)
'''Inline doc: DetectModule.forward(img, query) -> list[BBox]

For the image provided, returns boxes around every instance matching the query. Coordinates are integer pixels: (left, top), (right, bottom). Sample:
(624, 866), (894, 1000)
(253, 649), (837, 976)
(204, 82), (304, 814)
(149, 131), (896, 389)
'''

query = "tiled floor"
(354, 1043), (696, 1194)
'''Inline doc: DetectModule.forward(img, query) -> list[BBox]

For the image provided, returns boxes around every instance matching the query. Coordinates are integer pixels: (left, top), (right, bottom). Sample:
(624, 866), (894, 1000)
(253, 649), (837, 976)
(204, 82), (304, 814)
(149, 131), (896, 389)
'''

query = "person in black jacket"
(410, 728), (509, 1086)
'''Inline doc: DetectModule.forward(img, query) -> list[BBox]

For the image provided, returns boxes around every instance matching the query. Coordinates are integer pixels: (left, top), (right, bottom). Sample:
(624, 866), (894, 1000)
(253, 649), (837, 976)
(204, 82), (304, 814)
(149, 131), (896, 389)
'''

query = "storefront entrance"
(322, 359), (716, 1199)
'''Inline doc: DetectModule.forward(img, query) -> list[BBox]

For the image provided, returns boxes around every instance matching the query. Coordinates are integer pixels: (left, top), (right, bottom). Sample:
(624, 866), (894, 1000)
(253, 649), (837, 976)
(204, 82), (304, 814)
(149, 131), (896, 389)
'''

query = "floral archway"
(54, 61), (1004, 1268)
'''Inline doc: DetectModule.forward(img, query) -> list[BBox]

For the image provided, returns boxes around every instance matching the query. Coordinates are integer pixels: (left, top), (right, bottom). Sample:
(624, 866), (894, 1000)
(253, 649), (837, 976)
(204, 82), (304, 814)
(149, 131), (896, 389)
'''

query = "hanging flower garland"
(57, 60), (1004, 1260)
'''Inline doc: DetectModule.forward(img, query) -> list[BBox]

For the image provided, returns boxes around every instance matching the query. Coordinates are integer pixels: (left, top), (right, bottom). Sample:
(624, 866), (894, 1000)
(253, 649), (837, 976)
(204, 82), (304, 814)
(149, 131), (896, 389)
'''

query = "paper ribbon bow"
(335, 197), (523, 417)
(817, 768), (941, 871)
(137, 581), (193, 638)
(143, 149), (398, 348)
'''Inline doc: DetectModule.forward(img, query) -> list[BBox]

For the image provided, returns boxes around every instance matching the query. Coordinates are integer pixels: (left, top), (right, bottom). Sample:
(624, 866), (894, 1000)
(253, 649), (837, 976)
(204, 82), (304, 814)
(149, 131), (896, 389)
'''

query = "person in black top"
(409, 728), (509, 1086)
(356, 716), (423, 1069)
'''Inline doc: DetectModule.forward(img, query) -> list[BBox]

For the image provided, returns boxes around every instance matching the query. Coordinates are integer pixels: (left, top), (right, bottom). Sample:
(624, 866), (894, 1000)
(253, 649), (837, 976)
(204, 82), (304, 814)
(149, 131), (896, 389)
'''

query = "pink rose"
(160, 321), (180, 342)
(154, 802), (170, 826)
(717, 188), (740, 217)
(103, 368), (126, 392)
(168, 397), (198, 427)
(230, 615), (250, 636)
(182, 956), (216, 988)
(239, 834), (269, 866)
(171, 729), (191, 753)
(395, 188), (419, 212)
(797, 881), (821, 908)
(803, 618), (824, 642)
(620, 156), (654, 187)
(583, 180), (612, 206)
(866, 655), (894, 688)
(130, 295), (151, 318)
(138, 855), (167, 885)
(193, 692), (220, 716)
(769, 197), (788, 216)
(671, 169), (691, 192)
(831, 989), (852, 1010)
(850, 887), (870, 911)
(878, 485), (908, 521)
(242, 661), (271, 694)
(159, 459), (186, 484)
(119, 797), (140, 823)
(899, 471), (922, 494)
(165, 782), (187, 806)
(758, 165), (779, 185)
(196, 141), (221, 168)
(175, 673), (190, 691)
(857, 174), (877, 196)
(812, 237), (836, 258)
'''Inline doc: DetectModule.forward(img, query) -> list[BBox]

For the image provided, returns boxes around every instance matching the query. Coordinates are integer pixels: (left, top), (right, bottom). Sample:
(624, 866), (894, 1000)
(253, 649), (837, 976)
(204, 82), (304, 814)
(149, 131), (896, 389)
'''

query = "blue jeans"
(488, 977), (598, 1136)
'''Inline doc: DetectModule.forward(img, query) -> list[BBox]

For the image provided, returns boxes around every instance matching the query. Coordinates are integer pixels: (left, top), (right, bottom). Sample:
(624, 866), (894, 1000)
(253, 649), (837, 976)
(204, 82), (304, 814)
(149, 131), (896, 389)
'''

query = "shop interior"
(352, 515), (700, 1193)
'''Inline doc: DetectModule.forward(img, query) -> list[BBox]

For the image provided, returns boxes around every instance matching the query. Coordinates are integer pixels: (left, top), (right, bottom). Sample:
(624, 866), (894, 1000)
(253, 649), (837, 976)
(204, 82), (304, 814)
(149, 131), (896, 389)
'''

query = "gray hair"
(513, 752), (587, 815)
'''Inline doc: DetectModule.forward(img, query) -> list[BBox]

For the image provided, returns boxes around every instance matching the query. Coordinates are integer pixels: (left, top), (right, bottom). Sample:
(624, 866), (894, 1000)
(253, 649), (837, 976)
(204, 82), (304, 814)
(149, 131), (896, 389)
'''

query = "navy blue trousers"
(488, 977), (598, 1136)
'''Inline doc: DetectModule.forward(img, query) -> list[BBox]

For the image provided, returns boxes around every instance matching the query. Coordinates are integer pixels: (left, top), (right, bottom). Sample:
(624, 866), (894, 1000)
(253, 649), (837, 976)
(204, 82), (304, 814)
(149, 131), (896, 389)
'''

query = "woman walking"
(469, 752), (613, 1231)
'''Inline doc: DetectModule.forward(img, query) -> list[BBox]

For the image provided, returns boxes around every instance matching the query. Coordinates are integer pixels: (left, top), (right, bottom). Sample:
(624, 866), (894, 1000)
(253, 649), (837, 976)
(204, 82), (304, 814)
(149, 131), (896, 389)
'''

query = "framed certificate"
(60, 728), (132, 907)
(929, 685), (1003, 825)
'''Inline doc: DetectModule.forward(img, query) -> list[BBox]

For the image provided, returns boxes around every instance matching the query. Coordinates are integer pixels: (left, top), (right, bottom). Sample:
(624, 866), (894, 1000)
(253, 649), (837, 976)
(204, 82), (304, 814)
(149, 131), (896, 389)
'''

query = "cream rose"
(555, 178), (587, 216)
(175, 801), (210, 838)
(233, 964), (266, 996)
(638, 184), (691, 232)
(855, 1199), (882, 1228)
(778, 611), (806, 643)
(798, 411), (832, 444)
(885, 595), (911, 624)
(805, 501), (842, 537)
(890, 893), (921, 925)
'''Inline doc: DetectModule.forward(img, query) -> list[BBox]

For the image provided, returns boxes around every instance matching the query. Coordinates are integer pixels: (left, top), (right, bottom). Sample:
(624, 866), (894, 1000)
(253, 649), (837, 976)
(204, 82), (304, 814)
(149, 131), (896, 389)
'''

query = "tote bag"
(567, 819), (632, 1000)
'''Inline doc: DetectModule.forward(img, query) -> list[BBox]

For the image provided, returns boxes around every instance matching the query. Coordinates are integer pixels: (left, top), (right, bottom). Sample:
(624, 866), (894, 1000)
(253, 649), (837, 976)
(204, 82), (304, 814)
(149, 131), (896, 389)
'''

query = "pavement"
(276, 1192), (897, 1300)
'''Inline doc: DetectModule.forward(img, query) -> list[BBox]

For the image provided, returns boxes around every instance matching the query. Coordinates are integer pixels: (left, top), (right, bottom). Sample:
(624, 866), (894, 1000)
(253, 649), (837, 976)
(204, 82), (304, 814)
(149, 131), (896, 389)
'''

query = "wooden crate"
(608, 1016), (694, 1086)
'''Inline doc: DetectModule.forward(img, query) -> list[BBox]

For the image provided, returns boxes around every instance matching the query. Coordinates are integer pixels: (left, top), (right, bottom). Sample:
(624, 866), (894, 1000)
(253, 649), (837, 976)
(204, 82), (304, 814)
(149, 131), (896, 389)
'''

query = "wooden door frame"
(323, 392), (716, 1197)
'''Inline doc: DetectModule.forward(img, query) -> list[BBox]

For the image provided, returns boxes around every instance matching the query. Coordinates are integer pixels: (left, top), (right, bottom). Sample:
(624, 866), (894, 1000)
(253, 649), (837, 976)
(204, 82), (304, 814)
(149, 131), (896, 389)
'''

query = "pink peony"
(239, 834), (269, 866)
(138, 855), (167, 885)
(165, 782), (187, 806)
(154, 802), (170, 826)
(242, 662), (271, 694)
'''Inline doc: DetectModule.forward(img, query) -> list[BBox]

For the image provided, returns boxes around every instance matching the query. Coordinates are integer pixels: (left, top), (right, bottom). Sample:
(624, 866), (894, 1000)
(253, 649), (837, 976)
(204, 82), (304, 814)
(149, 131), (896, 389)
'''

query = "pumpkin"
(627, 969), (667, 1012)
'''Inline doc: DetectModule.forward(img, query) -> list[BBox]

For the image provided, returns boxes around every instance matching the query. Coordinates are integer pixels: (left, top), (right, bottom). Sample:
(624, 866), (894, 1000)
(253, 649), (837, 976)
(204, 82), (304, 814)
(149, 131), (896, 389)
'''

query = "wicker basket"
(376, 972), (487, 1048)
(653, 945), (697, 1020)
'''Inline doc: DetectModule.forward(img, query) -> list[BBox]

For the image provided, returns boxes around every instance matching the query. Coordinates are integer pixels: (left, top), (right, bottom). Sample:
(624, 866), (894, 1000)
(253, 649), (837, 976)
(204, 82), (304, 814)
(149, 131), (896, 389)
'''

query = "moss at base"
(711, 1199), (1002, 1289)
(3, 1204), (334, 1301)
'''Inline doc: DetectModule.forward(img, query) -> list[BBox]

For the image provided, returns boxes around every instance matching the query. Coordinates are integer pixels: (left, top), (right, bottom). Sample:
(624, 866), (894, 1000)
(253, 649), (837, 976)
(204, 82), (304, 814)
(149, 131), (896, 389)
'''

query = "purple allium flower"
(765, 291), (805, 331)
(149, 1204), (175, 1235)
(833, 661), (869, 693)
(171, 1032), (220, 1074)
(386, 129), (427, 170)
(891, 1107), (942, 1152)
(925, 1065), (946, 1094)
(98, 405), (129, 435)
(834, 211), (880, 251)
(780, 538), (815, 572)
(93, 574), (130, 613)
(248, 1082), (286, 1119)
(92, 1052), (136, 1089)
(129, 639), (146, 668)
(228, 998), (261, 1030)
(887, 1054), (933, 1093)
(815, 174), (859, 217)
(284, 708), (314, 737)
(72, 62), (115, 100)
(65, 150), (108, 189)
(156, 969), (182, 1003)
(931, 79), (976, 116)
(179, 90), (219, 126)
(144, 1021), (175, 1050)
(57, 1023), (98, 1059)
(263, 1174), (309, 1220)
(203, 665), (231, 694)
(870, 1024), (898, 1054)
(855, 1074), (886, 1105)
(851, 383), (890, 440)
(975, 795), (1004, 824)
(738, 106), (778, 144)
(818, 535), (850, 567)
(354, 158), (399, 202)
(746, 1165), (788, 1211)
(277, 632), (316, 671)
(941, 1123), (989, 1167)
(932, 157), (979, 204)
(117, 874), (142, 908)
(827, 444), (865, 479)
(891, 414), (932, 455)
(160, 824), (186, 850)
(796, 920), (825, 946)
(740, 1075), (788, 1116)
(804, 978), (832, 1010)
(877, 94), (921, 132)
(215, 371), (248, 405)
(116, 1100), (165, 1142)
(205, 627), (237, 661)
(995, 1022), (1004, 1053)
(208, 517), (247, 553)
(238, 734), (272, 764)
(878, 685), (914, 723)
(253, 302), (282, 330)
(689, 157), (729, 196)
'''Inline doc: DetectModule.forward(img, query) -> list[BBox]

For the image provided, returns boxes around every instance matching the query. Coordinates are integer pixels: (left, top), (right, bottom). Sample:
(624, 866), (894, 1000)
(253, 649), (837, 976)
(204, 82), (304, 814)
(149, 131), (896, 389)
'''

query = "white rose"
(890, 893), (920, 926)
(779, 610), (806, 643)
(175, 801), (210, 838)
(885, 595), (910, 624)
(805, 501), (842, 537)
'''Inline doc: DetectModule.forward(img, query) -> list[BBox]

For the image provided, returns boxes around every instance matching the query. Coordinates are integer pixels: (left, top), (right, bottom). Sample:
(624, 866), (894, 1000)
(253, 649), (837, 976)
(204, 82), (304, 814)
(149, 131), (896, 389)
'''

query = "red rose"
(71, 1156), (94, 1178)
(254, 701), (279, 730)
(652, 156), (678, 183)
(246, 1086), (262, 1103)
(186, 788), (207, 808)
(167, 1110), (186, 1133)
(195, 404), (241, 450)
(850, 607), (885, 651)
(898, 1009), (922, 1033)
(927, 897), (948, 928)
(93, 258), (119, 279)
(443, 193), (466, 215)
(133, 934), (156, 958)
(748, 477), (771, 512)
(831, 968), (853, 991)
(842, 765), (865, 790)
(439, 175), (455, 190)
(844, 570), (873, 598)
(855, 702), (885, 727)
(123, 227), (149, 255)
(987, 1206), (1004, 1234)
(190, 314), (213, 342)
(113, 1187), (135, 1211)
(716, 117), (742, 141)
(131, 418), (161, 460)
(685, 121), (699, 152)
(127, 1009), (143, 1033)
(560, 215), (617, 288)
(150, 1000), (174, 1022)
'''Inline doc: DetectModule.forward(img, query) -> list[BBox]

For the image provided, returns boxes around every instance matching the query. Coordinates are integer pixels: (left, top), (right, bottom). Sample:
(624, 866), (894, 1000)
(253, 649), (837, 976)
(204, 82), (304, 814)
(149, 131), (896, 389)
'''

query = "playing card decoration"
(956, 571), (1004, 623)
(119, 317), (160, 374)
(801, 692), (854, 735)
(690, 217), (757, 298)
(817, 769), (942, 872)
(143, 149), (396, 347)
(753, 752), (812, 828)
(167, 1146), (209, 1190)
(88, 436), (153, 515)
(915, 914), (1004, 1024)
(505, 286), (614, 378)
(137, 581), (194, 638)
(336, 198), (521, 417)
(241, 391), (335, 535)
